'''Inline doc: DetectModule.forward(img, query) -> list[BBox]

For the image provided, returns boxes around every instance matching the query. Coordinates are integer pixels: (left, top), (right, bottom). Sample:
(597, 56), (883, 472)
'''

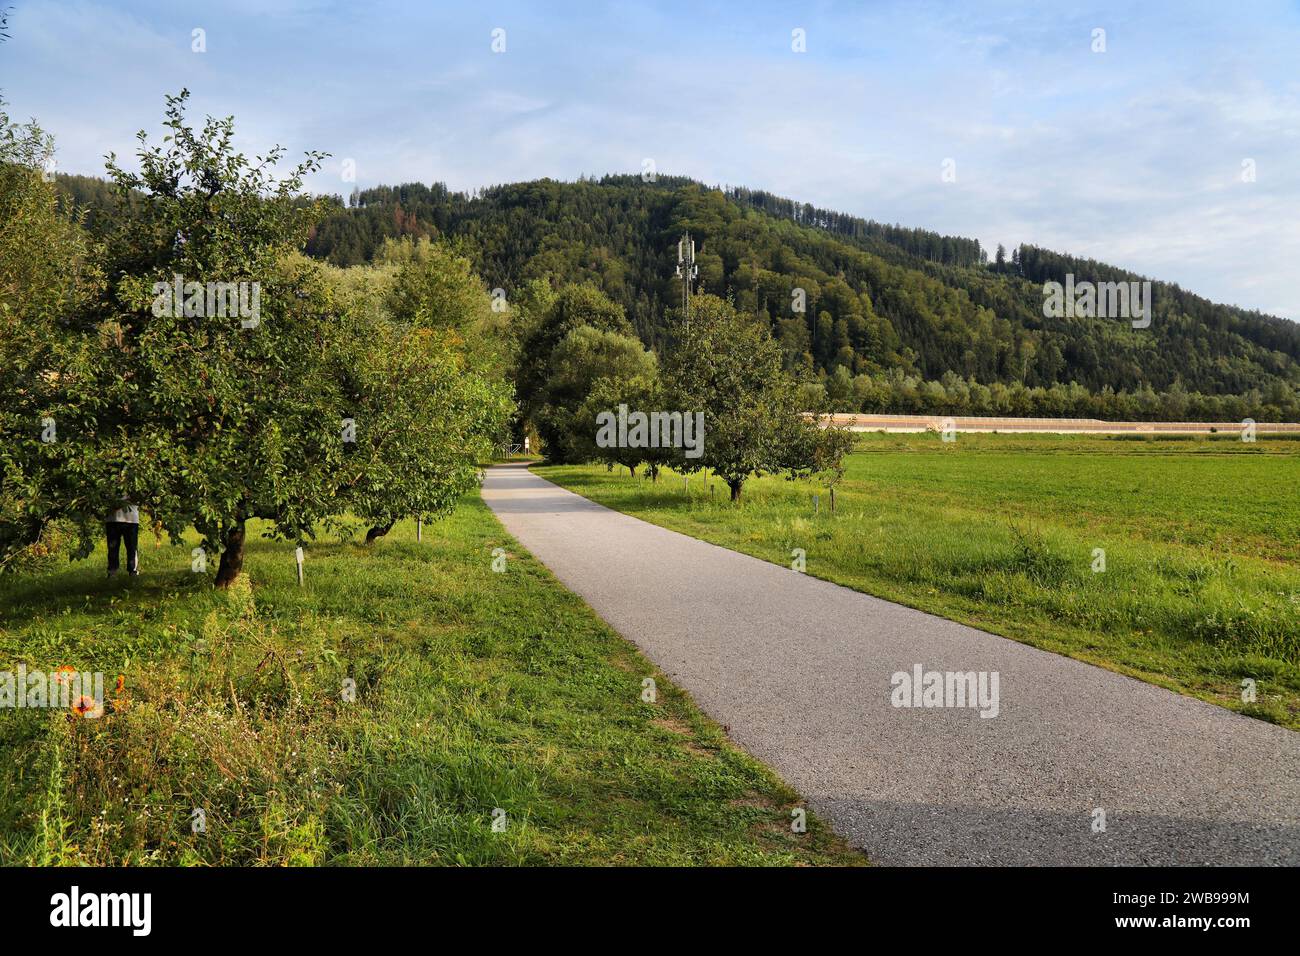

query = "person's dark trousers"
(106, 522), (139, 576)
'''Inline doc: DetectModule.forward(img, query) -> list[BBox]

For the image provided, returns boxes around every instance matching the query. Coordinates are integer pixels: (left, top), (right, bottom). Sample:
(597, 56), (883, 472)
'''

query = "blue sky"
(4, 0), (1298, 318)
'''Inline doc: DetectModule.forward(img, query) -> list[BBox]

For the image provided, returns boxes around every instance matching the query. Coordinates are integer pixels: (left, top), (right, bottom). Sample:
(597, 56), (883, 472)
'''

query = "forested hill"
(57, 172), (1300, 420)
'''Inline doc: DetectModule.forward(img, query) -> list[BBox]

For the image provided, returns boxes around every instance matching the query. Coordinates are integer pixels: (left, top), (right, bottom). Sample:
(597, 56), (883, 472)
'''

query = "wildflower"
(72, 695), (104, 719)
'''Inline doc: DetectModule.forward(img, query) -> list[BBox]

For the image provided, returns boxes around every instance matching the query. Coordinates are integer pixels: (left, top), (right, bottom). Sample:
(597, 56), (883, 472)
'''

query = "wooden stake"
(417, 517), (422, 542)
(295, 546), (304, 586)
(813, 494), (819, 515)
(830, 487), (835, 513)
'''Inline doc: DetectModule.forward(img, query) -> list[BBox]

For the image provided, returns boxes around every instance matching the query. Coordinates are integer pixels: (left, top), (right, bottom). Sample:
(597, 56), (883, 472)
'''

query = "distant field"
(539, 433), (1300, 728)
(0, 497), (857, 866)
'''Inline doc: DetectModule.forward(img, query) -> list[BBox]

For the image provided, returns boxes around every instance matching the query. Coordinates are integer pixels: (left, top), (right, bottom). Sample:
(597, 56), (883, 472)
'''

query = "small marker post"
(295, 546), (304, 586)
(813, 494), (819, 515)
(417, 517), (422, 542)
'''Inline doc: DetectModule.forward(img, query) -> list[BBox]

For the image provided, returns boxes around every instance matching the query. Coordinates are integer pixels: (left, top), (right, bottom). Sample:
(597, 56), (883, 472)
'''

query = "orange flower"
(71, 695), (104, 719)
(53, 666), (77, 686)
(114, 674), (126, 696)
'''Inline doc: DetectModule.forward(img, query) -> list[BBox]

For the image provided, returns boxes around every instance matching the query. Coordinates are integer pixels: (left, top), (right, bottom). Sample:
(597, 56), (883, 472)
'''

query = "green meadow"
(0, 496), (858, 866)
(539, 433), (1300, 728)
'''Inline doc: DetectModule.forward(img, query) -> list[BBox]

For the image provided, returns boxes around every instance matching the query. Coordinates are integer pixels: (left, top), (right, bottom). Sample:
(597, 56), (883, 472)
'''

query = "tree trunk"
(628, 464), (637, 477)
(729, 479), (743, 502)
(365, 522), (394, 543)
(649, 464), (659, 483)
(214, 521), (246, 589)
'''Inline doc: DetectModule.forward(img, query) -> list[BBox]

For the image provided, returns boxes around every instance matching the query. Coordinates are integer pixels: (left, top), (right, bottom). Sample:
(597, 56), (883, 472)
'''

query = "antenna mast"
(674, 232), (698, 328)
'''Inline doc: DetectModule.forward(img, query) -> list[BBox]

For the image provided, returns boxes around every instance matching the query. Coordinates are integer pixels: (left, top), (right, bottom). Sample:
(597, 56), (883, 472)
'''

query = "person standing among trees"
(105, 501), (140, 578)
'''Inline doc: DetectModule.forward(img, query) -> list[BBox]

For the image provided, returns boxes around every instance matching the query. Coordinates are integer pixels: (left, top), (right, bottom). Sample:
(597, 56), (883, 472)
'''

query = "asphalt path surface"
(482, 462), (1300, 865)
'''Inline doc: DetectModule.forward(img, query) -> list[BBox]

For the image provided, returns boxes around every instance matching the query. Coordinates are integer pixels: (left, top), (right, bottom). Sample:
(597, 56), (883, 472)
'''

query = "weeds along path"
(482, 462), (1300, 865)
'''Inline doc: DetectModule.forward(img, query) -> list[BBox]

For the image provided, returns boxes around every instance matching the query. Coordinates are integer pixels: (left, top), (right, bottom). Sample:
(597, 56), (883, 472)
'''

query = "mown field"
(539, 433), (1300, 728)
(0, 495), (859, 866)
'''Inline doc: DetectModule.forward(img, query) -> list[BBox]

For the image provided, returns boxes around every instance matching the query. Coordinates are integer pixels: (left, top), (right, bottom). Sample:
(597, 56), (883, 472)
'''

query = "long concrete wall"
(814, 413), (1300, 435)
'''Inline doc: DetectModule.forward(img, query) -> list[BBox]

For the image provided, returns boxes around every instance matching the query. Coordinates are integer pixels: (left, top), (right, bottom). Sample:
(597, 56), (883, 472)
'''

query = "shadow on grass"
(0, 534), (326, 630)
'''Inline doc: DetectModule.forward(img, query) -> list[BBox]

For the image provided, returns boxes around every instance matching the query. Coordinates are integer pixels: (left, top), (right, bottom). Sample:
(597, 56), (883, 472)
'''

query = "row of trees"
(513, 281), (852, 500)
(1, 91), (511, 582)
(4, 82), (847, 583)
(804, 368), (1300, 422)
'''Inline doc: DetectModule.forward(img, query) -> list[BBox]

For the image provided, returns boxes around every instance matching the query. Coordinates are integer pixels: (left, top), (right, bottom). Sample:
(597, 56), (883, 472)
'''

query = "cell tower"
(675, 232), (698, 326)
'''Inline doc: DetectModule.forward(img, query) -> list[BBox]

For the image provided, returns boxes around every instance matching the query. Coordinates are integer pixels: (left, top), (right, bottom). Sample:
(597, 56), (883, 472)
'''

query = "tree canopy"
(2, 93), (512, 581)
(665, 295), (850, 500)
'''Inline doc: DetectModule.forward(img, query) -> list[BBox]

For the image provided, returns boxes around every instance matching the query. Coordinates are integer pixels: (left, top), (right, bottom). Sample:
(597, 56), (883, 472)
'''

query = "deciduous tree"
(667, 295), (848, 501)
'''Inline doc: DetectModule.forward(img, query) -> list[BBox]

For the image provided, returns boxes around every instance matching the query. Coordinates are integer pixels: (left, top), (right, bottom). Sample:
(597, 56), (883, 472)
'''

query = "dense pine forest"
(56, 172), (1300, 421)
